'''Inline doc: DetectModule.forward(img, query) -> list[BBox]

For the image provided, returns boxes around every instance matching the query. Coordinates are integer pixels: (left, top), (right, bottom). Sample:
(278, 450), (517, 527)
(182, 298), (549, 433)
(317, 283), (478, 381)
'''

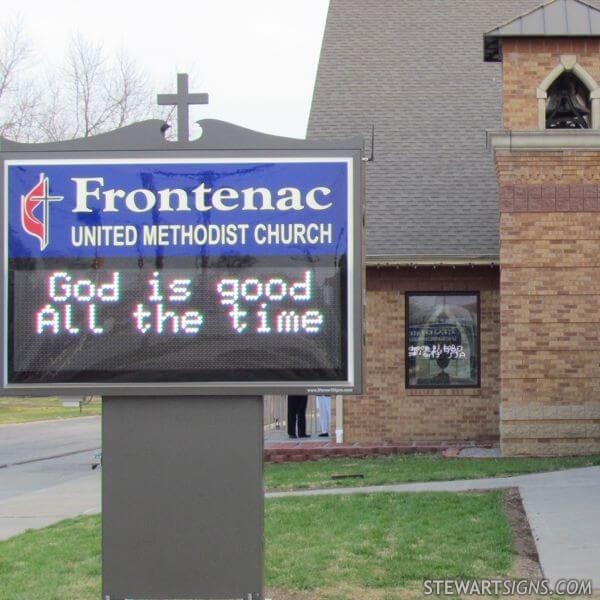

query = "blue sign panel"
(3, 157), (356, 391)
(7, 160), (348, 259)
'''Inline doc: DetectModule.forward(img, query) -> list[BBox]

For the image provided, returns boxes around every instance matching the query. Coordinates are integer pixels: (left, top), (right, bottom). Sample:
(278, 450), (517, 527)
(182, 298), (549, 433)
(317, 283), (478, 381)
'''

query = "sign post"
(0, 75), (363, 599)
(102, 395), (264, 599)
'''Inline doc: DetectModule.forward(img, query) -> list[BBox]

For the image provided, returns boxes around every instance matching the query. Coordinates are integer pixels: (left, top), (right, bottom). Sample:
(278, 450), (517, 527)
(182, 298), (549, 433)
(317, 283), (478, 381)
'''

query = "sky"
(2, 0), (330, 139)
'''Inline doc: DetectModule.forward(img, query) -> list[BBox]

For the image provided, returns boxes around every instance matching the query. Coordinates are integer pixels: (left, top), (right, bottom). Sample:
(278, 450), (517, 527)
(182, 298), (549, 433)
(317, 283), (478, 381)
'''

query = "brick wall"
(502, 38), (600, 130)
(344, 266), (500, 443)
(495, 36), (600, 455)
(496, 151), (600, 185)
(497, 152), (600, 456)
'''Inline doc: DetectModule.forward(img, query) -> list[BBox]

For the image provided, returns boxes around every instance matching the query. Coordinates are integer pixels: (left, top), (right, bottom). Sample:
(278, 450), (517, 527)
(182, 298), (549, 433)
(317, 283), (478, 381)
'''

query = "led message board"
(1, 138), (363, 395)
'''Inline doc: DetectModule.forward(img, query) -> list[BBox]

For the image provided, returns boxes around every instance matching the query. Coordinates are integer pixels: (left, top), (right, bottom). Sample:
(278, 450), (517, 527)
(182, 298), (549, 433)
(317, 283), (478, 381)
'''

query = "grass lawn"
(264, 453), (600, 491)
(0, 491), (513, 600)
(265, 491), (513, 597)
(0, 397), (101, 424)
(0, 515), (100, 600)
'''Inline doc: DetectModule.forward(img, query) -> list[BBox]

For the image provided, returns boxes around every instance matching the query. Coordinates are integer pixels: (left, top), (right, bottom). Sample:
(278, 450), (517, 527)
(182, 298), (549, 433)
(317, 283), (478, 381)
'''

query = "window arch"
(536, 55), (600, 130)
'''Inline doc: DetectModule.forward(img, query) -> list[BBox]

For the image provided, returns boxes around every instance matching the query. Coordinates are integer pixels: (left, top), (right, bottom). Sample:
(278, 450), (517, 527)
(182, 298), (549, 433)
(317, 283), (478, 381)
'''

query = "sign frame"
(0, 119), (364, 396)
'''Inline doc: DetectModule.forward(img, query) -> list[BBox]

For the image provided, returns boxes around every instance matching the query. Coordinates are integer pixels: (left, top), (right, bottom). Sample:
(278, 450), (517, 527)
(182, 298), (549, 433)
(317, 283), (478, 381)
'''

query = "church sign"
(0, 130), (363, 395)
(0, 75), (364, 600)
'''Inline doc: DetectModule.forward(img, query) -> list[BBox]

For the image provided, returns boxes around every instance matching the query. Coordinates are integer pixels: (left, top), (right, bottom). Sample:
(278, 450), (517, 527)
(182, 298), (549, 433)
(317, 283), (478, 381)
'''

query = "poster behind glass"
(406, 293), (479, 388)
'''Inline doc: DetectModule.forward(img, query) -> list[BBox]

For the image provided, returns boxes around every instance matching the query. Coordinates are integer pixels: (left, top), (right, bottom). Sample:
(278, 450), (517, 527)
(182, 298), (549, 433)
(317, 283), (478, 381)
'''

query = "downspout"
(335, 394), (344, 443)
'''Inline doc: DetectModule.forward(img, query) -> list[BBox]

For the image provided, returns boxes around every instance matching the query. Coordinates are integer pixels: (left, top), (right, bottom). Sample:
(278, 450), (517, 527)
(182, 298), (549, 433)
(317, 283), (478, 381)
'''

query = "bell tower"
(486, 0), (600, 456)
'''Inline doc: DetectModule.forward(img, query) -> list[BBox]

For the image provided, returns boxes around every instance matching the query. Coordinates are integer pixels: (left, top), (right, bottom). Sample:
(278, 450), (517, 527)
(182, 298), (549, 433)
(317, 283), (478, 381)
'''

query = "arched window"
(536, 56), (600, 130)
(546, 72), (591, 129)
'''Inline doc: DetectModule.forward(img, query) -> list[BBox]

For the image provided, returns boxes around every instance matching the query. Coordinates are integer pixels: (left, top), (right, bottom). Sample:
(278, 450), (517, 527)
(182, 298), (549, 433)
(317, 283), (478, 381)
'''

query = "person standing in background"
(287, 395), (309, 439)
(316, 395), (331, 437)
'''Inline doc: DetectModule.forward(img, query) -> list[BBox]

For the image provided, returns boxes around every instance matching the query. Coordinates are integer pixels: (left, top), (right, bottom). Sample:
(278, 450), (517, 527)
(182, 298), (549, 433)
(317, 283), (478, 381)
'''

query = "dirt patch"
(265, 585), (421, 600)
(501, 487), (543, 580)
(265, 589), (312, 600)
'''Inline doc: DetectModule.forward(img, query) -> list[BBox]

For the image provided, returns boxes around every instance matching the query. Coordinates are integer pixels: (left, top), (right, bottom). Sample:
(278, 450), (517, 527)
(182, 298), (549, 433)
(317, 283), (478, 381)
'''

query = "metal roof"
(485, 0), (600, 61)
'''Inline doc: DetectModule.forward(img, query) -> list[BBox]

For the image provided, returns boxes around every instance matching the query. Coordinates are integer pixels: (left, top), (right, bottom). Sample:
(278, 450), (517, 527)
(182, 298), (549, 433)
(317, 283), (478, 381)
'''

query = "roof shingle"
(308, 0), (598, 261)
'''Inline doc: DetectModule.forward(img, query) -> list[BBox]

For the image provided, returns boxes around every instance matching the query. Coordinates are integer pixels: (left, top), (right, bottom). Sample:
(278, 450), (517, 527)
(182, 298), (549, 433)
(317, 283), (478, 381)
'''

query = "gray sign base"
(102, 396), (264, 600)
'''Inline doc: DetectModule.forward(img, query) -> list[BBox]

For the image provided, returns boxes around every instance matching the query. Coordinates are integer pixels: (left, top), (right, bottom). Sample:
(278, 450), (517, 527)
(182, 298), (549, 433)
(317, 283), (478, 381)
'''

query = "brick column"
(497, 151), (600, 456)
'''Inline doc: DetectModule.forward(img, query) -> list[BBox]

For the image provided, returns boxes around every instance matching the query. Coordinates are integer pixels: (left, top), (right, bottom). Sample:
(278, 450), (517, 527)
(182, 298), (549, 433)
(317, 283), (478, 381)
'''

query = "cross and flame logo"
(20, 173), (63, 250)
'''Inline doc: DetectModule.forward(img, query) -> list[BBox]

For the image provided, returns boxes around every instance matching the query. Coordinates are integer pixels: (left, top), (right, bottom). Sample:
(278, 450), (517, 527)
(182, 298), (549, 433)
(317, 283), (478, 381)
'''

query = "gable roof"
(307, 0), (598, 263)
(485, 0), (600, 61)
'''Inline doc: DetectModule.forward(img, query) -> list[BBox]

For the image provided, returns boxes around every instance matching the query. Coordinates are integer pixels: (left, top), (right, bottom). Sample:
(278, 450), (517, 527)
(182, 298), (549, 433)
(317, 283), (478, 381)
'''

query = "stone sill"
(502, 404), (600, 420)
(406, 388), (482, 397)
(488, 129), (600, 152)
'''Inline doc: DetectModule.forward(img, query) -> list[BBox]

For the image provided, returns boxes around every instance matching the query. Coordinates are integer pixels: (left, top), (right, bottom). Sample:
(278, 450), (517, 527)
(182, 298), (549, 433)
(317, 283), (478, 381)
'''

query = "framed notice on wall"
(0, 122), (364, 395)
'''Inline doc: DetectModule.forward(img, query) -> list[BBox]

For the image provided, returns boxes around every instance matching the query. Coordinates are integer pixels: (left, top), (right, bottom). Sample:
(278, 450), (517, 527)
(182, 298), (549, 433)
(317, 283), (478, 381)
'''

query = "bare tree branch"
(1, 24), (175, 143)
(65, 34), (108, 137)
(0, 19), (43, 141)
(0, 19), (29, 101)
(57, 35), (155, 139)
(107, 51), (153, 129)
(35, 78), (70, 143)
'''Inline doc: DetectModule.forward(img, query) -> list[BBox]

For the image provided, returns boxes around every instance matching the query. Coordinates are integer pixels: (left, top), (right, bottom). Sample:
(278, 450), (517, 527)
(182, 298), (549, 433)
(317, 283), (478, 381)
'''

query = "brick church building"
(308, 0), (600, 456)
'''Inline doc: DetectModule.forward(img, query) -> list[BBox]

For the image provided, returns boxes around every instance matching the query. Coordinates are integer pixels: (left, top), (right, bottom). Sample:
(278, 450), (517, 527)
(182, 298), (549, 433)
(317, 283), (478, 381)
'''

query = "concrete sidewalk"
(0, 450), (100, 541)
(267, 466), (600, 590)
